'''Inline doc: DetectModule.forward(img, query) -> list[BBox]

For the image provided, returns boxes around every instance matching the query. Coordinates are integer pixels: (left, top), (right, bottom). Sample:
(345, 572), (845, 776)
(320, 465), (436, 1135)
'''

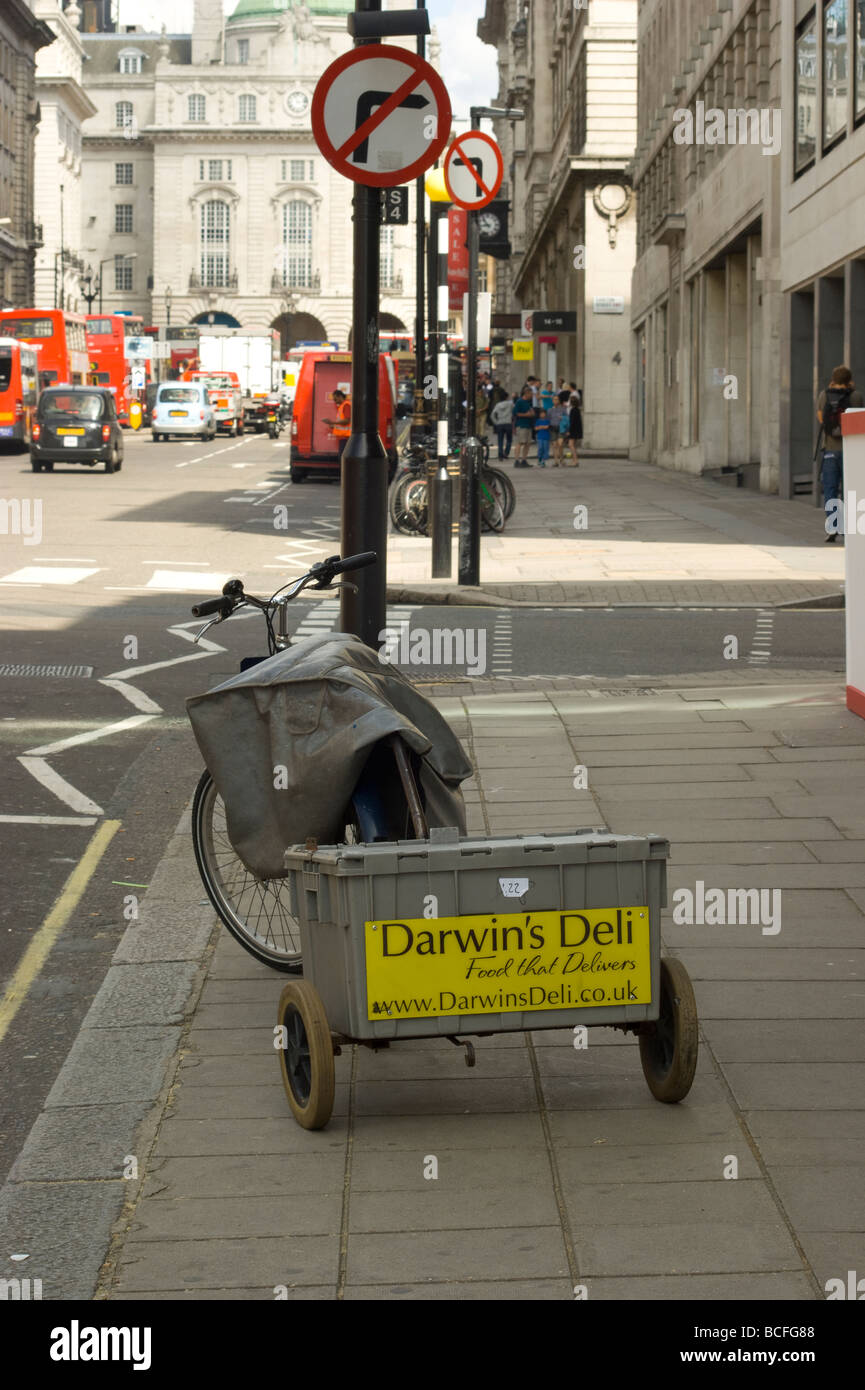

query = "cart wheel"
(639, 957), (698, 1103)
(276, 980), (335, 1129)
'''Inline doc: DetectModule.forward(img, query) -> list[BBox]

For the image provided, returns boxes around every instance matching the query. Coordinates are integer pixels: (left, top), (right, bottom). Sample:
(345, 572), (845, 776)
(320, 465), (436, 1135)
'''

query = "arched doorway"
(271, 311), (330, 356)
(347, 312), (407, 351)
(191, 311), (242, 328)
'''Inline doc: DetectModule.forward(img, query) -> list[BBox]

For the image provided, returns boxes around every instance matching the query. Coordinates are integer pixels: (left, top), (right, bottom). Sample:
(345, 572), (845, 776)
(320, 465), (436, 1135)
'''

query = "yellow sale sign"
(512, 340), (533, 360)
(365, 906), (651, 1020)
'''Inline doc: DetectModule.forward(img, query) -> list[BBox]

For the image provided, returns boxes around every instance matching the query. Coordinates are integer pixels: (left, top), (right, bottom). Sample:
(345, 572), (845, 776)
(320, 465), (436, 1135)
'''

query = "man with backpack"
(817, 366), (863, 542)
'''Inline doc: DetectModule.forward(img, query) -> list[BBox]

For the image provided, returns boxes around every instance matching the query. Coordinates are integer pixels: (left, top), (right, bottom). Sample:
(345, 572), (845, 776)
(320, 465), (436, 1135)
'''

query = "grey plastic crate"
(285, 828), (669, 1042)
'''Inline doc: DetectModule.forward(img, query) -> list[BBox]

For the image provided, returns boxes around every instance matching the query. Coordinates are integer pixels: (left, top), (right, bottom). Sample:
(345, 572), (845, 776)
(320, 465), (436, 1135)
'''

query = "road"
(0, 427), (844, 1181)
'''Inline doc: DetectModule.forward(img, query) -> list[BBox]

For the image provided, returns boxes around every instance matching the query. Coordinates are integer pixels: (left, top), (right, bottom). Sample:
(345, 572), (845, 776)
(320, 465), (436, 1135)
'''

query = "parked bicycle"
(187, 553), (436, 972)
(389, 435), (515, 537)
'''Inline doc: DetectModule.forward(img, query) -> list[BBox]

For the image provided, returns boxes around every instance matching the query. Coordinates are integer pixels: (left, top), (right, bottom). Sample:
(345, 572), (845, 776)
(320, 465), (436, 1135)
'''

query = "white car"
(152, 383), (217, 441)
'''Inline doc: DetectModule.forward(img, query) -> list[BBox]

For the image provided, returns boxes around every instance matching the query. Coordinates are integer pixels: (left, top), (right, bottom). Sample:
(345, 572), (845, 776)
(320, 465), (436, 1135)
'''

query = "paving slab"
(115, 1235), (339, 1292)
(719, 1062), (865, 1110)
(345, 1226), (569, 1284)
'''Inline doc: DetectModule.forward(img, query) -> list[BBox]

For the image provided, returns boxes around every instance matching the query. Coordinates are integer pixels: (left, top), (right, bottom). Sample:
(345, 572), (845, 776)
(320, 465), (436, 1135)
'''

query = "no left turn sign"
(311, 44), (452, 187)
(443, 130), (503, 211)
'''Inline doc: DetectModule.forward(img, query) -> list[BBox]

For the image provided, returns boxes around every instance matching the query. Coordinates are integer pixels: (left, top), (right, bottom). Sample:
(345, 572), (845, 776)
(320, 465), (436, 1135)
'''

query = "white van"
(152, 382), (217, 442)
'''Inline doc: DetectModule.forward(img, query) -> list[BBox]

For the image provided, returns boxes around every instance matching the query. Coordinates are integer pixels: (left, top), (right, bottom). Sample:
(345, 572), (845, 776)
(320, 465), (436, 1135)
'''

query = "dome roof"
(228, 0), (354, 20)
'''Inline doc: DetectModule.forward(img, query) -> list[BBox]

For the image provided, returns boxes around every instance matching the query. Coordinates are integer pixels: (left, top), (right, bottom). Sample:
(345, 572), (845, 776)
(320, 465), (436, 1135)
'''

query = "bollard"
(458, 435), (482, 586)
(129, 400), (142, 430)
(430, 456), (452, 576)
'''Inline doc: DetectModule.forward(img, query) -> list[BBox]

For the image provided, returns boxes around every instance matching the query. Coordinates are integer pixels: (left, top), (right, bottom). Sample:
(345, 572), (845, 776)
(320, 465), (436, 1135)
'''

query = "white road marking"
(18, 757), (103, 816)
(0, 814), (98, 826)
(99, 678), (162, 714)
(145, 570), (232, 591)
(102, 650), (217, 680)
(0, 567), (101, 586)
(26, 714), (155, 758)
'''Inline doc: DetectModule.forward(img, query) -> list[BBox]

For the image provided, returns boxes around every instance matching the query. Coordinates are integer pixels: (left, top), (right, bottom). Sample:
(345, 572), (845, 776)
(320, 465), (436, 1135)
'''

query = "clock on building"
(478, 210), (501, 238)
(286, 90), (310, 117)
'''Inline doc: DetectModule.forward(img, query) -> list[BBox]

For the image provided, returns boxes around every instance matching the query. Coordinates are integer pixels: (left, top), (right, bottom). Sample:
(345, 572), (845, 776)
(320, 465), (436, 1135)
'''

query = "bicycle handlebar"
(190, 595), (235, 619)
(331, 551), (377, 576)
(189, 552), (378, 618)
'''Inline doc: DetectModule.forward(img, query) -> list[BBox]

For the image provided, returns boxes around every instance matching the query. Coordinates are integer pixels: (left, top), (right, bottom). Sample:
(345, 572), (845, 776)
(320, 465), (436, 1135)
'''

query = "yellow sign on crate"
(512, 340), (533, 361)
(365, 906), (651, 1020)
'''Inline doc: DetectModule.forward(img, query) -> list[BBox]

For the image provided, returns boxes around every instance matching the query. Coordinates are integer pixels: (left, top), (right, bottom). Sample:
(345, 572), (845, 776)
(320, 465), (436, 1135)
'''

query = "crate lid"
(285, 829), (669, 875)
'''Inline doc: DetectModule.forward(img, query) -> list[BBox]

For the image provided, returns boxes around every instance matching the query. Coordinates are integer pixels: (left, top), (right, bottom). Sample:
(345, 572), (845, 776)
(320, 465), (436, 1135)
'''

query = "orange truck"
(289, 350), (398, 484)
(180, 369), (244, 436)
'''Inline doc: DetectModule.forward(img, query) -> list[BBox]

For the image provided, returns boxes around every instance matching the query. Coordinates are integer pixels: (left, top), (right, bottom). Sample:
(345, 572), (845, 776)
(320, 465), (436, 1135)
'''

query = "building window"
(477, 262), (488, 294)
(119, 51), (142, 75)
(198, 159), (233, 181)
(281, 159), (314, 181)
(238, 94), (257, 123)
(856, 0), (865, 119)
(115, 101), (134, 129)
(114, 203), (133, 234)
(795, 12), (818, 172)
(115, 162), (133, 185)
(188, 93), (206, 123)
(237, 39), (249, 65)
(824, 0), (849, 148)
(201, 199), (231, 287)
(281, 201), (312, 287)
(114, 256), (133, 292)
(380, 225), (395, 285)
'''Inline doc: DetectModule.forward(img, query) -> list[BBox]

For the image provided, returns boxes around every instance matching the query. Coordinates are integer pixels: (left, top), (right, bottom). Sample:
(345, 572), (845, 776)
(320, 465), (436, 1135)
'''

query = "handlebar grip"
(333, 551), (377, 575)
(191, 596), (232, 618)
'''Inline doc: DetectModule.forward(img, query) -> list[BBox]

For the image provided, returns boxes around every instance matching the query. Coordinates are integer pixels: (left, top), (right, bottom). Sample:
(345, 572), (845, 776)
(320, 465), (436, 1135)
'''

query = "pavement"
(385, 452), (846, 607)
(1, 451), (861, 1302)
(2, 673), (863, 1301)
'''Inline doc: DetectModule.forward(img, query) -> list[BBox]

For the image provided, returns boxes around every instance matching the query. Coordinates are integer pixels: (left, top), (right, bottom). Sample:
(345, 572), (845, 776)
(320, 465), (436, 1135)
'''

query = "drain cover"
(0, 664), (94, 678)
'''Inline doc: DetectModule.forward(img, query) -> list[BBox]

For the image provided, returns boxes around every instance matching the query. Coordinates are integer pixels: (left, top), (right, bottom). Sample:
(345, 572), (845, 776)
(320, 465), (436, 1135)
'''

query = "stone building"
(33, 2), (97, 313)
(78, 0), (418, 349)
(479, 0), (637, 450)
(0, 0), (54, 308)
(629, 0), (783, 491)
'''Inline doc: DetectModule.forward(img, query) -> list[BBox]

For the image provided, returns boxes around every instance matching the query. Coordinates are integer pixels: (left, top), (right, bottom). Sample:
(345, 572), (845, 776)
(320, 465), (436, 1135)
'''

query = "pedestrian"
(512, 386), (535, 467)
(535, 408), (551, 466)
(817, 365), (863, 541)
(475, 378), (490, 439)
(323, 388), (351, 464)
(565, 390), (582, 467)
(490, 392), (514, 460)
(540, 379), (555, 412)
(548, 395), (565, 466)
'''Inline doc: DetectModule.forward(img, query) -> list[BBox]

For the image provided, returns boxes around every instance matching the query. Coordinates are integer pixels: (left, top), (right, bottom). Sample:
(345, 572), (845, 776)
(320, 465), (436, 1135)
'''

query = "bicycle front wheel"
(192, 769), (309, 972)
(484, 466), (516, 520)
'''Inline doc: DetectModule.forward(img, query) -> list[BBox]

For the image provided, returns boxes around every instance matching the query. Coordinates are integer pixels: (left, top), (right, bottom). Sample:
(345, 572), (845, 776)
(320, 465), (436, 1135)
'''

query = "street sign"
(130, 366), (145, 390)
(462, 291), (491, 351)
(443, 131), (503, 211)
(520, 310), (535, 336)
(124, 336), (153, 358)
(593, 297), (625, 314)
(311, 43), (451, 187)
(380, 187), (409, 224)
(533, 310), (577, 333)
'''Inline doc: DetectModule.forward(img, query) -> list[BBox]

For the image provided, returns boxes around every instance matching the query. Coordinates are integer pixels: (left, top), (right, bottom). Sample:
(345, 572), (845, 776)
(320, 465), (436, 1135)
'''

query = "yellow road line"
(0, 819), (121, 1047)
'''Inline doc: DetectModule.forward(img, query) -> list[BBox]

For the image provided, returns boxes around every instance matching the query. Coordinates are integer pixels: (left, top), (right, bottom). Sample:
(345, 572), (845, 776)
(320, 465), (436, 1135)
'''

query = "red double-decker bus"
(0, 308), (88, 389)
(85, 314), (146, 424)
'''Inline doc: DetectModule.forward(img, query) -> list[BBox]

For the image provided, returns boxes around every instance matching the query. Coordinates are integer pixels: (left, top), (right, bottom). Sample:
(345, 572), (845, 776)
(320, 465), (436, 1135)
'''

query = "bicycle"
(389, 438), (512, 536)
(187, 553), (431, 972)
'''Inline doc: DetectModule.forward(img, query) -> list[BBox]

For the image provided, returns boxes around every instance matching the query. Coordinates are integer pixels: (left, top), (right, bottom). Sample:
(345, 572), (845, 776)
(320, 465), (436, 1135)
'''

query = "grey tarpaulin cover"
(186, 632), (472, 879)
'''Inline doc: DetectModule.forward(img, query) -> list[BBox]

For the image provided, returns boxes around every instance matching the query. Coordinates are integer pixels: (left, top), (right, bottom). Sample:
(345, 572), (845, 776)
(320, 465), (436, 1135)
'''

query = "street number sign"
(311, 44), (451, 188)
(443, 131), (503, 211)
(380, 187), (409, 224)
